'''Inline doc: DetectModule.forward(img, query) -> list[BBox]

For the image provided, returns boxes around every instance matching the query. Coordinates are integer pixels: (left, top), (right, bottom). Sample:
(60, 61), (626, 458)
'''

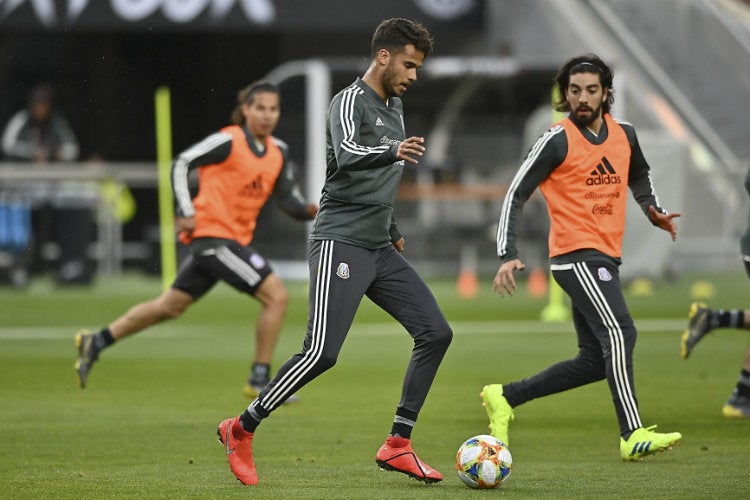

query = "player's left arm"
(624, 123), (681, 240)
(329, 91), (398, 171)
(388, 216), (404, 251)
(271, 138), (318, 220)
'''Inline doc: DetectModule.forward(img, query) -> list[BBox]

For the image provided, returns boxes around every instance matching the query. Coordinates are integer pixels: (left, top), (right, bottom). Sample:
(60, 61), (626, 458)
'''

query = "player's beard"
(381, 65), (406, 98)
(570, 101), (603, 128)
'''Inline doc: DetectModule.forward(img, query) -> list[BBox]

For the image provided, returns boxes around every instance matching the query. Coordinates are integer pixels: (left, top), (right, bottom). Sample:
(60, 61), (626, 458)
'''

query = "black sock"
(390, 425), (412, 439)
(100, 327), (115, 344)
(715, 310), (745, 329)
(707, 310), (720, 329)
(93, 328), (115, 351)
(736, 369), (750, 398)
(390, 411), (417, 439)
(239, 410), (261, 433)
(250, 363), (270, 384)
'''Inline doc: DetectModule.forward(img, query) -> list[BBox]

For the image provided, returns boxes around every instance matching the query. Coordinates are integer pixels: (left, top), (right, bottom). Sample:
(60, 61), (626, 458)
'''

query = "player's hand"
(492, 259), (526, 298)
(396, 136), (425, 164)
(392, 237), (405, 253)
(648, 205), (681, 241)
(306, 204), (319, 218)
(176, 216), (195, 238)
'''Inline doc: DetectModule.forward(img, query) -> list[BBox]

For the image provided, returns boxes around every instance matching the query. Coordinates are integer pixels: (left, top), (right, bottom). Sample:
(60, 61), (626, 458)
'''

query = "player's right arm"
(493, 258), (526, 297)
(493, 126), (565, 297)
(1, 111), (35, 160)
(496, 125), (565, 263)
(328, 90), (398, 171)
(171, 131), (232, 218)
(271, 138), (318, 220)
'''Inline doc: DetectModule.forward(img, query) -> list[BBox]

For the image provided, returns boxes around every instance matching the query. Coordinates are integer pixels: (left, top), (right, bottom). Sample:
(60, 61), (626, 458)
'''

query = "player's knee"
(620, 326), (637, 350)
(574, 351), (605, 380)
(151, 290), (192, 321)
(314, 352), (338, 372)
(153, 298), (188, 320)
(158, 304), (185, 320)
(432, 320), (453, 349)
(269, 286), (289, 310)
(430, 321), (453, 350)
(416, 321), (452, 356)
(577, 347), (599, 364)
(258, 279), (289, 311)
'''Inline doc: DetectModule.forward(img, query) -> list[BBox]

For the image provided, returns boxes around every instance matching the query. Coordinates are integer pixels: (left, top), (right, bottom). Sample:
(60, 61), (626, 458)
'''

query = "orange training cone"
(527, 267), (548, 298)
(456, 267), (479, 299)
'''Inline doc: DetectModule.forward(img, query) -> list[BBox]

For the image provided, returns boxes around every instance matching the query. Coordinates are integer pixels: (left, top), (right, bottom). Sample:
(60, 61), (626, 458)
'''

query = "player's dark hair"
(553, 53), (614, 114)
(230, 81), (280, 125)
(371, 18), (433, 58)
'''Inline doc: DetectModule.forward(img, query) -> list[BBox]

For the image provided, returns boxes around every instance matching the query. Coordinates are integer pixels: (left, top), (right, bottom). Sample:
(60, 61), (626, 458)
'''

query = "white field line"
(0, 319), (687, 340)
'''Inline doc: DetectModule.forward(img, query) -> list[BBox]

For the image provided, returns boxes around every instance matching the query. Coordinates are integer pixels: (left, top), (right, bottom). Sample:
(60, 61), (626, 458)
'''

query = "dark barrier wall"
(1, 0), (483, 32)
(0, 0), (484, 161)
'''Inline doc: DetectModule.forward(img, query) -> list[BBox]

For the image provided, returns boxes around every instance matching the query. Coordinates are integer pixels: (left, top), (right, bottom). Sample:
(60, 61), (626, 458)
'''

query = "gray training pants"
(504, 260), (642, 436)
(253, 239), (453, 420)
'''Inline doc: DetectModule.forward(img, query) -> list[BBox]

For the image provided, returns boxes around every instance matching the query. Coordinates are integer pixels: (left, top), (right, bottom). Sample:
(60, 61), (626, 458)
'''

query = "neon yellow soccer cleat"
(480, 384), (514, 446)
(620, 425), (681, 461)
(74, 329), (99, 389)
(722, 391), (750, 418)
(681, 302), (711, 359)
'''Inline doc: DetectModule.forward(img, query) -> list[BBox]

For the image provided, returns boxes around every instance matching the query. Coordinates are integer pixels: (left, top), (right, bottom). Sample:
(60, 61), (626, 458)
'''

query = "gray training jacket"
(310, 77), (406, 250)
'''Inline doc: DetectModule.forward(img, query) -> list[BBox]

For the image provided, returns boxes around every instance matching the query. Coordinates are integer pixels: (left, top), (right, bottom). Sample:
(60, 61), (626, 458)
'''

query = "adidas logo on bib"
(586, 156), (621, 185)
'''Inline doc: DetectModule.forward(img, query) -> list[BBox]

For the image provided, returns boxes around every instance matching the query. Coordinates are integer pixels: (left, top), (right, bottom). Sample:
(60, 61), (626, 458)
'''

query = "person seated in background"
(2, 83), (79, 163)
(0, 83), (81, 287)
(1, 83), (94, 285)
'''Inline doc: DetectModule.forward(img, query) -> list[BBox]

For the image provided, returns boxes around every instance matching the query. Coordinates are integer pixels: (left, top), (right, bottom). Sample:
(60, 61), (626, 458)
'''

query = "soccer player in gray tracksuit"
(682, 163), (750, 418)
(218, 18), (452, 486)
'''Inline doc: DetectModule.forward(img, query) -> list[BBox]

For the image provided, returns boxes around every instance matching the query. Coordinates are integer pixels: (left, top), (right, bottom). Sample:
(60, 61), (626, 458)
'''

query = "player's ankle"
(386, 436), (409, 448)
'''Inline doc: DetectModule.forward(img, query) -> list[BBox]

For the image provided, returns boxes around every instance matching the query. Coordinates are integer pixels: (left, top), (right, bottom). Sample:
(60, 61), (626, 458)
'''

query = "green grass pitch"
(1, 268), (749, 498)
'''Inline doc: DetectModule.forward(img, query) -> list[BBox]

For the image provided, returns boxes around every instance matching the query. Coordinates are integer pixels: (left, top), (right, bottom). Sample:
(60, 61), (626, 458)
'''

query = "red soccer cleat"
(375, 436), (443, 483)
(217, 416), (258, 485)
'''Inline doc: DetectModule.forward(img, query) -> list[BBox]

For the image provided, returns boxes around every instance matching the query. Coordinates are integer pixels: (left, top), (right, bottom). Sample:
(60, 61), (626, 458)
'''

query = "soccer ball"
(455, 434), (512, 489)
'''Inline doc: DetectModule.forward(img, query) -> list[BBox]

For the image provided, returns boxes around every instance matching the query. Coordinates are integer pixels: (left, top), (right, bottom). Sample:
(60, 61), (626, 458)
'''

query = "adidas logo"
(627, 440), (652, 457)
(586, 156), (621, 185)
(375, 116), (384, 127)
(239, 174), (265, 197)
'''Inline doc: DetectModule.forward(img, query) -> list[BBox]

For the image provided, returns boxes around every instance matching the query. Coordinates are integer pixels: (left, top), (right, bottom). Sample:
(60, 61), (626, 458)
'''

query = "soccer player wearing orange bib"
(481, 54), (682, 461)
(74, 82), (318, 397)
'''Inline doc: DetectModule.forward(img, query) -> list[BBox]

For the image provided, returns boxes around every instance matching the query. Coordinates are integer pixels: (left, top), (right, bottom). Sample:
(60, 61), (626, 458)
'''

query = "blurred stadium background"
(0, 0), (748, 286)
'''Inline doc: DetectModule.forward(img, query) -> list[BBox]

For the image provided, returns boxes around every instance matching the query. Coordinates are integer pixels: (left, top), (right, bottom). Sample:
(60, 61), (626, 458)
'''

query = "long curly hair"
(553, 53), (614, 114)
